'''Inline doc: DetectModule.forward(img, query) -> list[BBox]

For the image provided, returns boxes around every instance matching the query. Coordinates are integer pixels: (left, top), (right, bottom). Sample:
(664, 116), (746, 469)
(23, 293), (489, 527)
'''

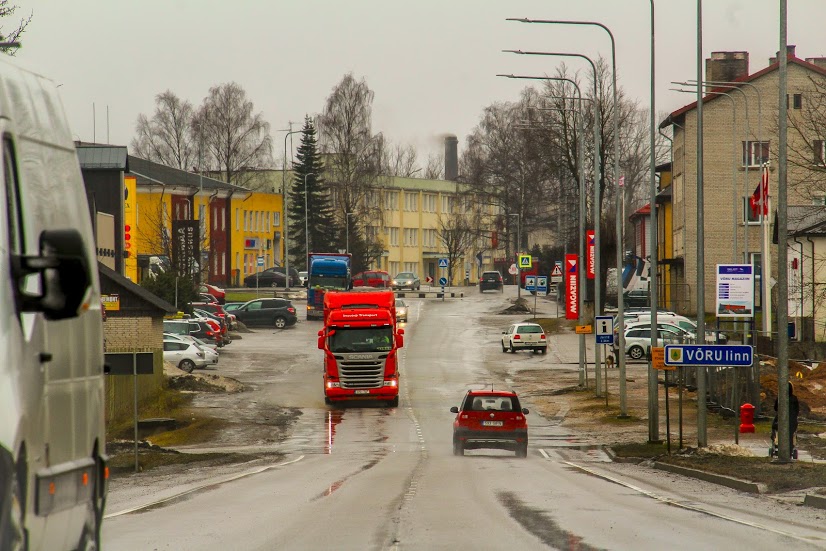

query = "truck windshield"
(329, 327), (393, 352)
(311, 275), (348, 289)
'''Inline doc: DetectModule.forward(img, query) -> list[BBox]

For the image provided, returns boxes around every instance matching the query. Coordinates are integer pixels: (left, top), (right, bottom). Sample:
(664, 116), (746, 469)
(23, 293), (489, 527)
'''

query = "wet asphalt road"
(103, 290), (826, 550)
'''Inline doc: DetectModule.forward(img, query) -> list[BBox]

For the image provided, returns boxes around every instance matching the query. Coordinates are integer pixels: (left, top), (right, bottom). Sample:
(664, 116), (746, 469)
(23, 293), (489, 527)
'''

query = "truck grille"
(335, 354), (387, 389)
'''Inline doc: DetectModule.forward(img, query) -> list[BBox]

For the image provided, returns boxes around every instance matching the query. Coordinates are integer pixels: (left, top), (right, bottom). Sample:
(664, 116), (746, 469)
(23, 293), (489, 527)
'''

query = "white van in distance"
(0, 56), (107, 550)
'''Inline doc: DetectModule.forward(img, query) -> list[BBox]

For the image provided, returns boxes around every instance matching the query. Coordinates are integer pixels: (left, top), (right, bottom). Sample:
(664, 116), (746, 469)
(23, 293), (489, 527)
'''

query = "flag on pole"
(618, 176), (625, 187)
(749, 165), (769, 218)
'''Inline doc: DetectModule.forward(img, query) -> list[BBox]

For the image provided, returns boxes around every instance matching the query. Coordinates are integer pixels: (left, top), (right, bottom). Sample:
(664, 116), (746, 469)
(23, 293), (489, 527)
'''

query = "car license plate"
(355, 390), (370, 395)
(481, 420), (503, 427)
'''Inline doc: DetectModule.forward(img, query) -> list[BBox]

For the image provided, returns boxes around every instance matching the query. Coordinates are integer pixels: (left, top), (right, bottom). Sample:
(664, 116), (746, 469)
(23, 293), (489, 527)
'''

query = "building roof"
(660, 55), (826, 129)
(787, 205), (826, 236)
(630, 203), (651, 220)
(76, 143), (129, 170)
(128, 155), (250, 194)
(98, 262), (176, 313)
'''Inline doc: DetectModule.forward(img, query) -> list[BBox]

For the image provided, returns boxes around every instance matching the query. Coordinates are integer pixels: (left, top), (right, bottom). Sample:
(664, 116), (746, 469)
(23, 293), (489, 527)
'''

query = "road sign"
(586, 230), (595, 280)
(651, 347), (674, 370)
(257, 255), (265, 267)
(508, 263), (518, 275)
(565, 254), (578, 320)
(551, 261), (563, 283)
(438, 258), (449, 268)
(525, 275), (536, 291)
(518, 254), (532, 269)
(595, 315), (614, 345)
(575, 325), (592, 334)
(425, 275), (433, 284)
(664, 345), (754, 367)
(439, 277), (448, 286)
(536, 276), (548, 297)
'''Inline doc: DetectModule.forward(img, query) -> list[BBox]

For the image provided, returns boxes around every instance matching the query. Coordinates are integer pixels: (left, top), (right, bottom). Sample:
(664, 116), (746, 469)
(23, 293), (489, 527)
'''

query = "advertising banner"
(565, 254), (578, 320)
(716, 264), (754, 318)
(586, 230), (595, 279)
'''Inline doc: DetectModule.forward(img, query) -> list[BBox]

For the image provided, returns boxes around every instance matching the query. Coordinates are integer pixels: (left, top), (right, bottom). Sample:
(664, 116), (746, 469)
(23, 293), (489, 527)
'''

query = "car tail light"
(540, 334), (546, 339)
(513, 334), (521, 340)
(205, 330), (214, 336)
(288, 307), (296, 313)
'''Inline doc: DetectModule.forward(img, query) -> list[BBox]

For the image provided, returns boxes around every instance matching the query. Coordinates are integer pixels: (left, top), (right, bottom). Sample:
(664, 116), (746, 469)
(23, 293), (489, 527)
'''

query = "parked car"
(164, 332), (219, 353)
(625, 313), (728, 344)
(231, 298), (298, 328)
(163, 339), (209, 373)
(199, 292), (219, 304)
(616, 326), (684, 360)
(479, 270), (504, 292)
(623, 289), (651, 308)
(392, 272), (421, 290)
(501, 322), (547, 354)
(244, 266), (300, 288)
(199, 283), (226, 304)
(223, 302), (245, 312)
(396, 299), (409, 322)
(451, 389), (530, 457)
(193, 309), (231, 344)
(352, 270), (392, 288)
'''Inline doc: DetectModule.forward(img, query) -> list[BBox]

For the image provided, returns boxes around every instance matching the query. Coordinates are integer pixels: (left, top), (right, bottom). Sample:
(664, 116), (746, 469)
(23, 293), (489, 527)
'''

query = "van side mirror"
(12, 229), (91, 321)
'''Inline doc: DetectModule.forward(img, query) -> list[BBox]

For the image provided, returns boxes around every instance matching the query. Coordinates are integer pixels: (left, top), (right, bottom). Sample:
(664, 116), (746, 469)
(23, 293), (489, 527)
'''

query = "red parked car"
(451, 389), (529, 457)
(199, 283), (226, 304)
(351, 270), (391, 288)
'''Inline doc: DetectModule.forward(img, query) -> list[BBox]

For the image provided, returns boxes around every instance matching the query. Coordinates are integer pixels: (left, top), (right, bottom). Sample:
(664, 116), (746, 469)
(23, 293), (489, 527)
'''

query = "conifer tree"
(288, 116), (340, 267)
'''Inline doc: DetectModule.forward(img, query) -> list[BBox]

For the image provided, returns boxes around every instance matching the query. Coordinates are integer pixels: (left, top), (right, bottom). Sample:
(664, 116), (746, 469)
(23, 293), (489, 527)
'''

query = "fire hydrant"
(739, 403), (755, 433)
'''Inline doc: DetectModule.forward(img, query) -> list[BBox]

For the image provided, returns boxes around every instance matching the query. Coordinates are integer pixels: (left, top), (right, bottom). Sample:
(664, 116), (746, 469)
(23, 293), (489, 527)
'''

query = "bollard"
(739, 403), (755, 433)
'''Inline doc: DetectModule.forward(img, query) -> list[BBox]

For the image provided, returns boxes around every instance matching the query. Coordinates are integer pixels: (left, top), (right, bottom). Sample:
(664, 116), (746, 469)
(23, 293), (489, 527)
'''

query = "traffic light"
(124, 224), (131, 257)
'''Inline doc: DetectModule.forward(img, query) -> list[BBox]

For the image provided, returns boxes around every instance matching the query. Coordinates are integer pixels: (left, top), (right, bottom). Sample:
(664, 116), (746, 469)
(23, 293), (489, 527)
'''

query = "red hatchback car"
(351, 270), (391, 288)
(451, 390), (529, 457)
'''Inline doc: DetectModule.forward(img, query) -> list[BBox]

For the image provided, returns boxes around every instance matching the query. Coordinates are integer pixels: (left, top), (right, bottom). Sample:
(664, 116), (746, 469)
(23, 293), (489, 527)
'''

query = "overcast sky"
(13, 0), (826, 164)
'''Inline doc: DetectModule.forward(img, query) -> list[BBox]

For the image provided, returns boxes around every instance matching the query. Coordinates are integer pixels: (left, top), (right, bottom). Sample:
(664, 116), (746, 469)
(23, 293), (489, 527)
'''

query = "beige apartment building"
(659, 47), (826, 334)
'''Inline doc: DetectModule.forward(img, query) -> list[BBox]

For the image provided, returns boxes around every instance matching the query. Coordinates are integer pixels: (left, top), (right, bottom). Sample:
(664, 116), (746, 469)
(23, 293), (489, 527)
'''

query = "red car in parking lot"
(451, 389), (529, 457)
(199, 283), (226, 304)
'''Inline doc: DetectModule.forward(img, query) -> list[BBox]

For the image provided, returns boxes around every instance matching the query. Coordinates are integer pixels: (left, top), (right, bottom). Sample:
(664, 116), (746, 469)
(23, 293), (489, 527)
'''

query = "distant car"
(352, 270), (391, 288)
(392, 272), (420, 290)
(395, 299), (408, 322)
(199, 283), (226, 304)
(164, 332), (219, 354)
(244, 267), (300, 288)
(479, 270), (504, 292)
(298, 271), (308, 286)
(451, 389), (529, 457)
(623, 289), (650, 308)
(199, 292), (219, 304)
(231, 298), (298, 328)
(501, 322), (547, 354)
(163, 339), (209, 373)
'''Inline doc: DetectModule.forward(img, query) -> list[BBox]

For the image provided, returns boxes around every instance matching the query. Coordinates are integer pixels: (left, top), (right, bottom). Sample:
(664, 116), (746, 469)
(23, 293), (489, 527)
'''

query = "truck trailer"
(318, 290), (404, 407)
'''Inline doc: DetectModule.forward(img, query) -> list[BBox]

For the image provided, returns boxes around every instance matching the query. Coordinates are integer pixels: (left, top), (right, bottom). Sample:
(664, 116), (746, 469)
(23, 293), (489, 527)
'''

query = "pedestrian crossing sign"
(518, 255), (532, 268)
(438, 258), (449, 268)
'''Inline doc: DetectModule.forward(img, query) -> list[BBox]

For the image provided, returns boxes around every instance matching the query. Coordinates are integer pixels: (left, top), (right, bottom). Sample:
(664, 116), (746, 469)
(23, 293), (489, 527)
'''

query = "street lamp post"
(304, 172), (315, 266)
(504, 49), (604, 395)
(498, 73), (588, 388)
(345, 212), (356, 254)
(283, 128), (302, 290)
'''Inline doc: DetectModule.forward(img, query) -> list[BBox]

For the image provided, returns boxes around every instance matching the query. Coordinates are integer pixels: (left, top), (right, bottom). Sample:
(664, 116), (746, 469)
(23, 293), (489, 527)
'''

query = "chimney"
(705, 51), (749, 82)
(444, 135), (458, 181)
(805, 57), (826, 70)
(769, 45), (797, 65)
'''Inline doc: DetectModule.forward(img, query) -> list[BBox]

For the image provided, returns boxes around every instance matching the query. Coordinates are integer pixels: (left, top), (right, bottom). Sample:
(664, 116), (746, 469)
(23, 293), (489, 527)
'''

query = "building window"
(273, 211), (280, 227)
(441, 195), (454, 213)
(265, 212), (270, 232)
(404, 262), (418, 273)
(244, 211), (248, 231)
(743, 196), (766, 224)
(794, 93), (803, 109)
(814, 140), (826, 165)
(389, 261), (399, 275)
(404, 192), (418, 212)
(385, 191), (399, 210)
(221, 252), (226, 275)
(423, 229), (437, 247)
(236, 208), (240, 230)
(742, 141), (769, 167)
(404, 228), (418, 246)
(221, 208), (226, 231)
(389, 227), (399, 246)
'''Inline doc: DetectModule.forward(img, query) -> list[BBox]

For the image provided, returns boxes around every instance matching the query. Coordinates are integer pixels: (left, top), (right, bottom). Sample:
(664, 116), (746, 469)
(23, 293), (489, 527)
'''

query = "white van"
(0, 56), (106, 550)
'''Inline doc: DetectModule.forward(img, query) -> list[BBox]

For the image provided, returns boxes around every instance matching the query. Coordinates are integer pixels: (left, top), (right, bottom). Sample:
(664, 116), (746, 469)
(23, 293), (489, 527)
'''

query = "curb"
(803, 494), (826, 510)
(653, 461), (764, 494)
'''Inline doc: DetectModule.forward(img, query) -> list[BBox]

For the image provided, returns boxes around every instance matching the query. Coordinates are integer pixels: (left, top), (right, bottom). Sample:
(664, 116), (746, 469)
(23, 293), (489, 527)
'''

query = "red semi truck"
(317, 289), (404, 407)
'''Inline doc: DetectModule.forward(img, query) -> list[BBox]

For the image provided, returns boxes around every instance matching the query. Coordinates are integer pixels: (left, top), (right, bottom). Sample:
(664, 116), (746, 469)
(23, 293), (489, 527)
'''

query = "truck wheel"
(179, 359), (196, 373)
(388, 397), (399, 408)
(274, 316), (287, 329)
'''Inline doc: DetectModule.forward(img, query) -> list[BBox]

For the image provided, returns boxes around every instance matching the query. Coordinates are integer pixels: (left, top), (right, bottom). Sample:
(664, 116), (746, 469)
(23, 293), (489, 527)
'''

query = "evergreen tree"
(288, 116), (340, 267)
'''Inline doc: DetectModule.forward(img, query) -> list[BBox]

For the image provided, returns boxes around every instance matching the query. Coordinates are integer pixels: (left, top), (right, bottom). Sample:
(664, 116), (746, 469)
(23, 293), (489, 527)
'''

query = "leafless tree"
(437, 209), (478, 285)
(380, 139), (420, 177)
(192, 82), (273, 187)
(0, 1), (31, 54)
(425, 151), (445, 180)
(131, 91), (198, 170)
(786, 73), (826, 201)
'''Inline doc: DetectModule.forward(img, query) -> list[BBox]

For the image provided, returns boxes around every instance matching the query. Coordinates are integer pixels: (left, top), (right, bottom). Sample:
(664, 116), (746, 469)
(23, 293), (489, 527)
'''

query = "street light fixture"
(282, 128), (303, 290)
(345, 212), (356, 254)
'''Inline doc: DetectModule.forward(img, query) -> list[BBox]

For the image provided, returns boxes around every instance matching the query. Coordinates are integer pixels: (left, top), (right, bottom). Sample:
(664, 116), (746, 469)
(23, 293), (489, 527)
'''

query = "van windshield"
(311, 274), (348, 289)
(329, 327), (393, 352)
(163, 322), (190, 336)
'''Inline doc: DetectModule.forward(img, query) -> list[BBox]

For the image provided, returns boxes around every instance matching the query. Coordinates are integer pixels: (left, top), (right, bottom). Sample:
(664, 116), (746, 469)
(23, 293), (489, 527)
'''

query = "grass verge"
(225, 290), (271, 303)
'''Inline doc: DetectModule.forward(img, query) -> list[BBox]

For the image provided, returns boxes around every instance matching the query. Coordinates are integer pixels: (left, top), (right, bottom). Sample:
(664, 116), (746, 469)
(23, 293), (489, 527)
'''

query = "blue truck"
(307, 252), (352, 320)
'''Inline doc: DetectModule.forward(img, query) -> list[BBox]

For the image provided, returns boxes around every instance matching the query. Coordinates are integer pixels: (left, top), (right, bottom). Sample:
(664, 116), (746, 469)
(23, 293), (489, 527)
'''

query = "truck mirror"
(13, 229), (91, 321)
(317, 335), (325, 350)
(397, 328), (405, 335)
(396, 332), (404, 349)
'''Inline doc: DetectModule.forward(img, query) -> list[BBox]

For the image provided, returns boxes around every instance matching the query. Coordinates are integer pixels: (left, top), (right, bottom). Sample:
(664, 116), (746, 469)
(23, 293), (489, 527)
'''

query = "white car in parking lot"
(501, 322), (547, 354)
(163, 339), (212, 372)
(615, 326), (685, 360)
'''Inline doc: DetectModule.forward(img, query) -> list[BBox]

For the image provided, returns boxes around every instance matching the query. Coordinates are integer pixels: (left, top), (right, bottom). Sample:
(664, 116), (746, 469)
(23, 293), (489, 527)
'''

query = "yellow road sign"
(575, 325), (592, 334)
(651, 347), (676, 370)
(518, 254), (532, 269)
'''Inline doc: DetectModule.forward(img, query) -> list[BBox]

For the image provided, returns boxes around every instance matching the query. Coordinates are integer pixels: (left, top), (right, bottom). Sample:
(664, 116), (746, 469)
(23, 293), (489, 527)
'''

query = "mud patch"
(500, 303), (533, 315)
(497, 491), (600, 550)
(167, 372), (245, 393)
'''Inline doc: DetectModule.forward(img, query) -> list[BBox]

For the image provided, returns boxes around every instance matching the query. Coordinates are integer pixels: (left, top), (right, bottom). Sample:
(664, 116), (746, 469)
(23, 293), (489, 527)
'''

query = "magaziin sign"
(565, 254), (578, 320)
(716, 264), (754, 318)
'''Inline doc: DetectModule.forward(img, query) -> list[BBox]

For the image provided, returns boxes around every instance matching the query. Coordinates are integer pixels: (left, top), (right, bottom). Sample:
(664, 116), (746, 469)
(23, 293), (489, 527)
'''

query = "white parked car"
(163, 339), (211, 372)
(501, 322), (547, 354)
(616, 326), (685, 360)
(163, 332), (219, 353)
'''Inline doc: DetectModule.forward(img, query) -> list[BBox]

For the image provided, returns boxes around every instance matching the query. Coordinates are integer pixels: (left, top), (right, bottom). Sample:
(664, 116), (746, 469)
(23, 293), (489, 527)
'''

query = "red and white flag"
(618, 175), (625, 187)
(749, 165), (769, 218)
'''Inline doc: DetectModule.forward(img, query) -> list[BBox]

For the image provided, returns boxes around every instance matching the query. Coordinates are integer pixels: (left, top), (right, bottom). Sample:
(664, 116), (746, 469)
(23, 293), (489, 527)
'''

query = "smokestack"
(805, 57), (826, 70)
(769, 45), (796, 65)
(705, 51), (749, 83)
(444, 135), (458, 181)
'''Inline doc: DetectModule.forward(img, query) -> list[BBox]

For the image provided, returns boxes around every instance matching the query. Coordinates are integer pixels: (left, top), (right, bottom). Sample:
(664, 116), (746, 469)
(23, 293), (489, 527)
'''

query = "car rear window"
(517, 325), (542, 333)
(465, 395), (519, 411)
